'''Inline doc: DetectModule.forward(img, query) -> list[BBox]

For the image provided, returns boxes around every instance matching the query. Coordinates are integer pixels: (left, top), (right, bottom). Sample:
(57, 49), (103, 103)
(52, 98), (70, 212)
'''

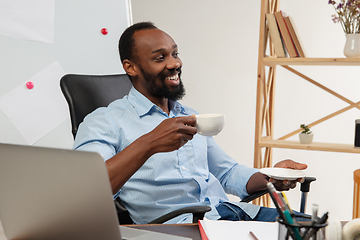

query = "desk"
(0, 221), (349, 240)
(0, 221), (201, 240)
(126, 222), (349, 240)
(125, 223), (201, 240)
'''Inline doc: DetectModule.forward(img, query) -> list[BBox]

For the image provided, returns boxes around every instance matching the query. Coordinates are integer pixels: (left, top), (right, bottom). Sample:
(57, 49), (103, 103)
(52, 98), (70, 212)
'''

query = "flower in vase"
(328, 0), (360, 34)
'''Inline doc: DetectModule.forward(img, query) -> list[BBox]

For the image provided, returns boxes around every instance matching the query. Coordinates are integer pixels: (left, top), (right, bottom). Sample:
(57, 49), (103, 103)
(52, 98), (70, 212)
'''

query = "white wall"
(131, 0), (360, 221)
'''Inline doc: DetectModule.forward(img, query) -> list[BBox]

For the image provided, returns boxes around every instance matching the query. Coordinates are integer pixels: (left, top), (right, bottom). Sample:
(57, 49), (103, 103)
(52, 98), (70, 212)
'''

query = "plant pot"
(299, 133), (313, 144)
(344, 34), (360, 58)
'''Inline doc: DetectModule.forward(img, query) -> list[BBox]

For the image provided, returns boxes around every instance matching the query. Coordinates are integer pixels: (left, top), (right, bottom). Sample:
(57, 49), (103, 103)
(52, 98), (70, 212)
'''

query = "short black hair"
(118, 21), (157, 64)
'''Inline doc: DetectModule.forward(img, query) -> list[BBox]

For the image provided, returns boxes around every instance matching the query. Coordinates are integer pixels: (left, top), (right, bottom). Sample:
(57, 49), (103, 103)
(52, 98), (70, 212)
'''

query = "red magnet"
(26, 81), (34, 89)
(101, 28), (108, 35)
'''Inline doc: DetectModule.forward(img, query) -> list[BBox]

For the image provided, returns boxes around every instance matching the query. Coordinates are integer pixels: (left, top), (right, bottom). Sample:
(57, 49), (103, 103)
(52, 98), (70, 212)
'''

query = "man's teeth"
(167, 75), (178, 80)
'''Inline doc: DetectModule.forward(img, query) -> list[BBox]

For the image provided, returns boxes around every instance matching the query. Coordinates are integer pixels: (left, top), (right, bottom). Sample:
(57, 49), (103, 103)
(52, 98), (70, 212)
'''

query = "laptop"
(0, 143), (191, 240)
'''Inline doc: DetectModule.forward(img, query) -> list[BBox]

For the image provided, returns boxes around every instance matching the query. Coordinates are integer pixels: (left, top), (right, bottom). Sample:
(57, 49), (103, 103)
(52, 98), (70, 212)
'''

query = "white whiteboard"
(0, 0), (132, 149)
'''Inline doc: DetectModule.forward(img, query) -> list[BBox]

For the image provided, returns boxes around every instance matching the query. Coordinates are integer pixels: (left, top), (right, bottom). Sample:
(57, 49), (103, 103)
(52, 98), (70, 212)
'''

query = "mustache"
(158, 67), (182, 79)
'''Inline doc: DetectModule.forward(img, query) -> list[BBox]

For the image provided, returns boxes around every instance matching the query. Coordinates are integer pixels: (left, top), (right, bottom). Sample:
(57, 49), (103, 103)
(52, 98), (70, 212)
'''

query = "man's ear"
(122, 60), (137, 77)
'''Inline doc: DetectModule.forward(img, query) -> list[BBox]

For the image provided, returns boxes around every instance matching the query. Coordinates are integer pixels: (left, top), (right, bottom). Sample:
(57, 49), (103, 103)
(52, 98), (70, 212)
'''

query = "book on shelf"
(266, 13), (286, 58)
(274, 11), (298, 58)
(284, 15), (306, 57)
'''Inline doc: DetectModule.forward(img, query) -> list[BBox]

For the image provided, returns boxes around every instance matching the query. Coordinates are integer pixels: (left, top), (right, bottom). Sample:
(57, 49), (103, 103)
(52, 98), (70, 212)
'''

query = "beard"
(139, 66), (185, 101)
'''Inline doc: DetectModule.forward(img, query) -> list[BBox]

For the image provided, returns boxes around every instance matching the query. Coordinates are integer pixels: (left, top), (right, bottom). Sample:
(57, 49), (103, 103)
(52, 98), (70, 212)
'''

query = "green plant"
(300, 124), (312, 134)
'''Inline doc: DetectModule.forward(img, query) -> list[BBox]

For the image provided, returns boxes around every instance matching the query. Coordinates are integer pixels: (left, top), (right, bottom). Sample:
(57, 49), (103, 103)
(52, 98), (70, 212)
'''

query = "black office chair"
(60, 73), (315, 224)
(60, 74), (133, 139)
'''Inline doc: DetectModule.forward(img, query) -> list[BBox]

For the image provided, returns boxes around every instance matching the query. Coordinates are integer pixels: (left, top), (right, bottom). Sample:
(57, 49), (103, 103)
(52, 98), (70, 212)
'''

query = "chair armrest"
(240, 177), (316, 203)
(148, 206), (212, 224)
(301, 176), (316, 192)
(240, 189), (269, 203)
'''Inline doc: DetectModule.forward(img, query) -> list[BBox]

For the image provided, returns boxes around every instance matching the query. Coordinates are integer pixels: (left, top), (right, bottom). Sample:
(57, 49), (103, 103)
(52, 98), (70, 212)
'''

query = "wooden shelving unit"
(253, 0), (360, 207)
(259, 139), (360, 154)
(263, 57), (360, 66)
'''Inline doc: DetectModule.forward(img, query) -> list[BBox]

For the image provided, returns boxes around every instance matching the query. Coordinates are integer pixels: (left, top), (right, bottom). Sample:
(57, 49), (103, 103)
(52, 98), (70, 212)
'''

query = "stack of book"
(266, 11), (305, 58)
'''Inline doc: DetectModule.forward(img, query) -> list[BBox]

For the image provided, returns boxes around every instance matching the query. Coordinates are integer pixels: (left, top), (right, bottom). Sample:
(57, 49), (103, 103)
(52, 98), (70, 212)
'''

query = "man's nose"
(166, 58), (181, 69)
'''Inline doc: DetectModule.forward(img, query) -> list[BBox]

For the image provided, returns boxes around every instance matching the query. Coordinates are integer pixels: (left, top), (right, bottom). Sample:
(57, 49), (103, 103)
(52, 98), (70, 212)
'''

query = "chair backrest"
(60, 73), (134, 224)
(60, 74), (132, 139)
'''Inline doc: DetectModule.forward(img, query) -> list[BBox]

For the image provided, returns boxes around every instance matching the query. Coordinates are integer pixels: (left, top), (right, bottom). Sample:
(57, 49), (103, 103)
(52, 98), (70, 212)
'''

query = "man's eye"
(154, 55), (164, 61)
(173, 52), (179, 58)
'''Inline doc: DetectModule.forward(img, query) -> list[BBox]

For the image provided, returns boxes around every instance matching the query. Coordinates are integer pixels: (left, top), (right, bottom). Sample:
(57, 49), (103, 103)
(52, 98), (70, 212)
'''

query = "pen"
(280, 192), (292, 213)
(267, 182), (301, 240)
(283, 210), (302, 240)
(278, 192), (288, 211)
(279, 192), (299, 227)
(317, 212), (329, 224)
(267, 183), (298, 240)
(266, 182), (285, 218)
(303, 211), (328, 240)
(302, 203), (319, 237)
(249, 231), (259, 240)
(312, 204), (318, 223)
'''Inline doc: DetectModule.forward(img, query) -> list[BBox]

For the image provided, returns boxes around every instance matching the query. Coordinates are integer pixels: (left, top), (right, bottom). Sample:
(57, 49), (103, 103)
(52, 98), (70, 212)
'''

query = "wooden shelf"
(258, 139), (360, 154)
(253, 0), (360, 207)
(263, 57), (360, 67)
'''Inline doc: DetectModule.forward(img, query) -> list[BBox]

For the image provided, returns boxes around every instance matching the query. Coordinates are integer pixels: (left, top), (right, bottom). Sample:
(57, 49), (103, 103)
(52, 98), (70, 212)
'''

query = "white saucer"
(259, 167), (306, 180)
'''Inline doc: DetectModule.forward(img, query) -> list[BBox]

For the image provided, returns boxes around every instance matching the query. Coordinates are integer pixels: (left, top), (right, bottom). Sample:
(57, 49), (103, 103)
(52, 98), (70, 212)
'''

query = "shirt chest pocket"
(191, 135), (209, 177)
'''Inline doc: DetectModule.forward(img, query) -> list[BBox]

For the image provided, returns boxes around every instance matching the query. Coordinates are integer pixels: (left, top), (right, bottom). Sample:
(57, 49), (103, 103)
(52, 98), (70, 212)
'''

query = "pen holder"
(277, 214), (327, 240)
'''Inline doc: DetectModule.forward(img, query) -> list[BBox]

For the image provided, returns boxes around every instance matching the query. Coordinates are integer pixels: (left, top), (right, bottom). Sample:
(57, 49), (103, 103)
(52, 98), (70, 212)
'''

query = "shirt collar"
(128, 87), (188, 117)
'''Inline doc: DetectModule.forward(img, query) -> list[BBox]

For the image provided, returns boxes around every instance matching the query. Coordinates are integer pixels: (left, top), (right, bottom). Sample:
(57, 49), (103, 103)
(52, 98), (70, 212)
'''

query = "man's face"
(132, 28), (185, 101)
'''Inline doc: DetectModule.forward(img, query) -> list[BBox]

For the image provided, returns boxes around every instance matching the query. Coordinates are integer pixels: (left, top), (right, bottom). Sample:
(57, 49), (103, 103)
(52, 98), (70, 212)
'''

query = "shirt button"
(182, 166), (186, 170)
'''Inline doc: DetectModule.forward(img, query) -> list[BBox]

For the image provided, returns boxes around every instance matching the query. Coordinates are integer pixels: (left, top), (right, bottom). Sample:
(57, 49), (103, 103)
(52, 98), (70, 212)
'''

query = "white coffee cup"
(195, 114), (225, 136)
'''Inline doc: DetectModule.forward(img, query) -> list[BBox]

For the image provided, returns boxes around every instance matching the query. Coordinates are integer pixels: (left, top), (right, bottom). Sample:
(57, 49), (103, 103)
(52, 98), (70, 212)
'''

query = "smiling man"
(121, 23), (185, 110)
(73, 22), (307, 224)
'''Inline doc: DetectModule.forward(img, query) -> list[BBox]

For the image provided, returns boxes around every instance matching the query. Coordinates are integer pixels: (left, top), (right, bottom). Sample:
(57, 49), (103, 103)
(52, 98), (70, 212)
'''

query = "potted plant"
(299, 124), (313, 144)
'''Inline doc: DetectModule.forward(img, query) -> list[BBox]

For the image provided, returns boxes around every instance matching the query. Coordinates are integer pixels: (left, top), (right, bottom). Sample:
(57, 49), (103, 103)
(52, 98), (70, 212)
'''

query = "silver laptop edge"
(0, 144), (190, 240)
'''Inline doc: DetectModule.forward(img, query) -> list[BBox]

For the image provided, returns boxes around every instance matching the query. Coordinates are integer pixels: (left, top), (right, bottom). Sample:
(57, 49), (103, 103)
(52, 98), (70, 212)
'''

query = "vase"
(344, 34), (360, 58)
(299, 133), (313, 144)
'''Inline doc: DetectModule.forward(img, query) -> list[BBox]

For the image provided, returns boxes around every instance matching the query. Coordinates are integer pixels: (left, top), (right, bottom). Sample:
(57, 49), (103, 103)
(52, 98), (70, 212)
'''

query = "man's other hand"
(270, 159), (307, 191)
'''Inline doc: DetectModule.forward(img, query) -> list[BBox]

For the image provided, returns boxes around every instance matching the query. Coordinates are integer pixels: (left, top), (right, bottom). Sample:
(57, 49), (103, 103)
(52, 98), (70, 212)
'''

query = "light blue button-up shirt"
(74, 87), (261, 224)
